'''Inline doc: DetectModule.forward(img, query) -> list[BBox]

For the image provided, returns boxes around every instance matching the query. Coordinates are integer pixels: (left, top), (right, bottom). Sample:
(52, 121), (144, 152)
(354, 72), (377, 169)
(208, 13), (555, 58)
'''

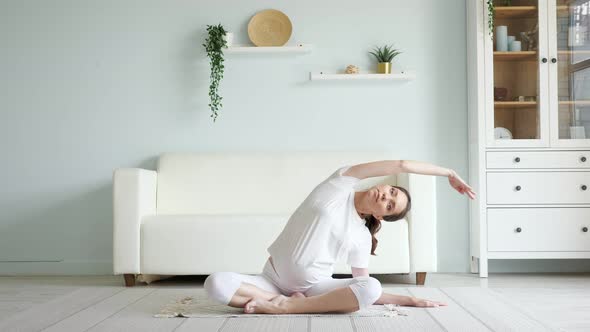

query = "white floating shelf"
(310, 71), (415, 81)
(225, 43), (312, 54)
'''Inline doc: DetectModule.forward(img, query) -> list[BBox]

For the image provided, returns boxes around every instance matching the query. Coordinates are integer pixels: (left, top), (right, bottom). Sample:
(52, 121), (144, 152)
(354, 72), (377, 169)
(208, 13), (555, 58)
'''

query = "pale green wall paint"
(1, 0), (588, 275)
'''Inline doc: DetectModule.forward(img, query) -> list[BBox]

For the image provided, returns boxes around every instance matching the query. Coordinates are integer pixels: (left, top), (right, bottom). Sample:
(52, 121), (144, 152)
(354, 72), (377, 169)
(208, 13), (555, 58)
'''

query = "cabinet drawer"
(487, 208), (590, 251)
(487, 151), (590, 169)
(487, 172), (590, 204)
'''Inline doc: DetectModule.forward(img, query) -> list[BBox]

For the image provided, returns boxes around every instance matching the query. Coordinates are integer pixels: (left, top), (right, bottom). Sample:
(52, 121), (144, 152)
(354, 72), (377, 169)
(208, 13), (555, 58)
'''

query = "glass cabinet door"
(488, 0), (549, 147)
(549, 0), (590, 146)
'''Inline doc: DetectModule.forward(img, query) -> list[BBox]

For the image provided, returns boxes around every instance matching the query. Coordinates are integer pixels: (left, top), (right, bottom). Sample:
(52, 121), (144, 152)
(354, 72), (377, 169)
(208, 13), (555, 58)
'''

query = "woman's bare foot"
(290, 292), (305, 298)
(243, 294), (291, 314)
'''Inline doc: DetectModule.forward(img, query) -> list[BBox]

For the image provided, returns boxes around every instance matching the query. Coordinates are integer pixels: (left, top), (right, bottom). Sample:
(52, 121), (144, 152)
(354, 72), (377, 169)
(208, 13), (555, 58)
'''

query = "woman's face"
(367, 184), (408, 220)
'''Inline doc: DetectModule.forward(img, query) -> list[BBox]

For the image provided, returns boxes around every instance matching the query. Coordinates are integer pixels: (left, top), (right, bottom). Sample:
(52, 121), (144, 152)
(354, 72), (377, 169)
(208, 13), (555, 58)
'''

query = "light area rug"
(155, 292), (409, 318)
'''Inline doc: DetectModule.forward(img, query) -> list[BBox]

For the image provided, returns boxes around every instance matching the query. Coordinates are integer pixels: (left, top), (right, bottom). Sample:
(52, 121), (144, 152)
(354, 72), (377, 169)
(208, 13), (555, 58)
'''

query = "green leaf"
(203, 23), (227, 122)
(370, 44), (402, 62)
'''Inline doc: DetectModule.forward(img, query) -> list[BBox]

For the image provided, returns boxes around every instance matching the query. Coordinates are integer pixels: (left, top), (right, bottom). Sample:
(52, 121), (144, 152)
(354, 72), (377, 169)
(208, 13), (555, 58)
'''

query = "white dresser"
(466, 0), (590, 277)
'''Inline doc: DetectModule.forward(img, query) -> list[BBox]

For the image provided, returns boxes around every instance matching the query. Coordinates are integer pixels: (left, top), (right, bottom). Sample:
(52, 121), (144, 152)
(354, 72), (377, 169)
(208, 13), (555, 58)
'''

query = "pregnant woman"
(204, 160), (476, 314)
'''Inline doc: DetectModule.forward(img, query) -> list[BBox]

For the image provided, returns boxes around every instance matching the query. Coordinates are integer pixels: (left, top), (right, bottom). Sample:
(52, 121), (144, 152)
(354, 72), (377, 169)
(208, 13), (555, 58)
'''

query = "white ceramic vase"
(496, 26), (508, 51)
(570, 126), (586, 139)
(223, 32), (234, 47)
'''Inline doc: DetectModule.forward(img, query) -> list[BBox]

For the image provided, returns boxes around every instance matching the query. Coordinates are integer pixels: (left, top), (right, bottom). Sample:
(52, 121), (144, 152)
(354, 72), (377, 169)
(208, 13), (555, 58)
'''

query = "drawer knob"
(514, 157), (521, 163)
(515, 227), (522, 233)
(582, 185), (588, 191)
(583, 227), (588, 233)
(581, 156), (587, 162)
(515, 185), (522, 191)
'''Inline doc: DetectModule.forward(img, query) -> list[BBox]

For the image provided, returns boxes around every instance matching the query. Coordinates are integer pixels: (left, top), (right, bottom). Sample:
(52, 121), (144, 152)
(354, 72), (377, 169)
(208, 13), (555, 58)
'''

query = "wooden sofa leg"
(124, 274), (136, 287)
(416, 272), (426, 285)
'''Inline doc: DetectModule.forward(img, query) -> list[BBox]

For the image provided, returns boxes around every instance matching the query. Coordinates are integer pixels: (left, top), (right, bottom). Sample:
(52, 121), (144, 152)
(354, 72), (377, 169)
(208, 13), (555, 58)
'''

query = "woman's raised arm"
(342, 160), (406, 179)
(343, 159), (476, 199)
(343, 159), (452, 179)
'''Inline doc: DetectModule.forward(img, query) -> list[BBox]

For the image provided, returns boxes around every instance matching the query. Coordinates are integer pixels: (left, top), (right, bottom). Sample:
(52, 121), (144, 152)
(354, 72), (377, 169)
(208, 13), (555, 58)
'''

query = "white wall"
(1, 0), (587, 274)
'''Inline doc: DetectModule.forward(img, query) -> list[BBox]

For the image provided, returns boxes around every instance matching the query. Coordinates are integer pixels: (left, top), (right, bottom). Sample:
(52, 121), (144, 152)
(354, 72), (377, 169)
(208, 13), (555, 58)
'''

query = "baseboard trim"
(0, 260), (113, 275)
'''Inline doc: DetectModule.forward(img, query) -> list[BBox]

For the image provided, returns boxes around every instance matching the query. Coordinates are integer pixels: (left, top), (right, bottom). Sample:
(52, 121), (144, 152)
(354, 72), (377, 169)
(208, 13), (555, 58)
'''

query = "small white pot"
(570, 126), (586, 139)
(223, 32), (234, 47)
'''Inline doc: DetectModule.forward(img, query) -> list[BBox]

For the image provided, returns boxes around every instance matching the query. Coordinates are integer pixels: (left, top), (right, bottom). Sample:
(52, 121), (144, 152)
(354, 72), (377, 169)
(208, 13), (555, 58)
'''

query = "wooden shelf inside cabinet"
(557, 5), (571, 15)
(495, 101), (590, 109)
(494, 6), (537, 19)
(559, 100), (590, 107)
(493, 51), (537, 61)
(224, 44), (312, 54)
(495, 101), (537, 109)
(558, 50), (590, 56)
(309, 71), (415, 81)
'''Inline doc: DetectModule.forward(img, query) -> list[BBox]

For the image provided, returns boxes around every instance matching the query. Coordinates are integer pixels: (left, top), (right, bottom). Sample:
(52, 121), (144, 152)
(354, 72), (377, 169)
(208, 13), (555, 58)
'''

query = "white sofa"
(112, 152), (437, 286)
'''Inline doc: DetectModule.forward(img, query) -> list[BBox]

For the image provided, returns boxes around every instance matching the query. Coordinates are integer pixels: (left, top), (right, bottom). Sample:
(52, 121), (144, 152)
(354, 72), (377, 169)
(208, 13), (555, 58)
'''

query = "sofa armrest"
(396, 172), (437, 272)
(112, 168), (157, 275)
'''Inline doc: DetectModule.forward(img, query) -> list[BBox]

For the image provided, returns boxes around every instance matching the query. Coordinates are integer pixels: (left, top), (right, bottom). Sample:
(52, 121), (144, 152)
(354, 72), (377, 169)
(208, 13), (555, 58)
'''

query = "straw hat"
(247, 9), (292, 46)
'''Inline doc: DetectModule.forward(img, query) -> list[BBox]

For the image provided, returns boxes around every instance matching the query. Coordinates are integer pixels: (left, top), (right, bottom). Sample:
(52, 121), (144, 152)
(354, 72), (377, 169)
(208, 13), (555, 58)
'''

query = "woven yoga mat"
(154, 292), (409, 318)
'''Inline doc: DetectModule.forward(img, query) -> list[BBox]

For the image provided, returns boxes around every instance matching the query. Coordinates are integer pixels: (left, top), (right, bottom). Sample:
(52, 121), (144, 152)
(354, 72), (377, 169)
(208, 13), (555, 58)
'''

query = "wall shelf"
(224, 43), (312, 54)
(309, 71), (415, 81)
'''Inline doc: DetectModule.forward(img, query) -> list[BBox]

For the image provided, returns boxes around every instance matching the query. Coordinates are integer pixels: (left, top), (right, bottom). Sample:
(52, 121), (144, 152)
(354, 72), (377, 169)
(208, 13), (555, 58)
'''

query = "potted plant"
(203, 24), (228, 122)
(369, 45), (402, 74)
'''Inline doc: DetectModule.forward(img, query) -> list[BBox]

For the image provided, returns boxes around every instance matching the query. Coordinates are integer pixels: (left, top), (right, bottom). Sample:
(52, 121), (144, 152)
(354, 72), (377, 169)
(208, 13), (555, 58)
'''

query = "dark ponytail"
(363, 185), (412, 256)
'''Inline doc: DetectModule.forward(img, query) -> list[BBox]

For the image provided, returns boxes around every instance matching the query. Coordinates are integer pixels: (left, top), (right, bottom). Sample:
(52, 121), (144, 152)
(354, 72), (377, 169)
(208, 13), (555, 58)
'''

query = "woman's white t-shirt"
(267, 166), (372, 281)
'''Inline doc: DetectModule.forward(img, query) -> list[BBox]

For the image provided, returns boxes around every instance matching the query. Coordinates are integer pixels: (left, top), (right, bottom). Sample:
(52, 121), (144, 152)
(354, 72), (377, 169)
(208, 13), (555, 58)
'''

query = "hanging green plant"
(487, 1), (512, 41)
(487, 0), (495, 40)
(203, 24), (227, 122)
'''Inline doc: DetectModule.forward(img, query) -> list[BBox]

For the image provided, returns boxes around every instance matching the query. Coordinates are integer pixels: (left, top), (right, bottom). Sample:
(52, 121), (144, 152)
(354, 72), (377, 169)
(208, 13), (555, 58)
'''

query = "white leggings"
(203, 257), (383, 311)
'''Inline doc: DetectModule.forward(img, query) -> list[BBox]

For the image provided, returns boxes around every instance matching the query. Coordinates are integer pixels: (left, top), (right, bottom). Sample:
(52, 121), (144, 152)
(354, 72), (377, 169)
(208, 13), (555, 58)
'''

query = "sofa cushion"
(141, 214), (286, 274)
(140, 214), (409, 275)
(156, 152), (398, 215)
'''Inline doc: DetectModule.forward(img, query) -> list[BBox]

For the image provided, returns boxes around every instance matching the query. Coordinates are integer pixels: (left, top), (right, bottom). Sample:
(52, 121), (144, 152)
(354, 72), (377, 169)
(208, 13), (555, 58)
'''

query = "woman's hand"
(412, 297), (448, 307)
(448, 170), (476, 200)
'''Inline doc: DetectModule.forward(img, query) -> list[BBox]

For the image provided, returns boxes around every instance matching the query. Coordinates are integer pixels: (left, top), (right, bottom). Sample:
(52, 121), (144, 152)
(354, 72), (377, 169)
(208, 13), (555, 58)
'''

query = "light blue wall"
(1, 0), (588, 274)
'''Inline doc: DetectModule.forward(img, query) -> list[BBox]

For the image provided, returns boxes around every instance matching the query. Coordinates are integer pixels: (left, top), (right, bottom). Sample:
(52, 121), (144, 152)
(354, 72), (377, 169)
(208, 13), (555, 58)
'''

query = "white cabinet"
(467, 0), (590, 277)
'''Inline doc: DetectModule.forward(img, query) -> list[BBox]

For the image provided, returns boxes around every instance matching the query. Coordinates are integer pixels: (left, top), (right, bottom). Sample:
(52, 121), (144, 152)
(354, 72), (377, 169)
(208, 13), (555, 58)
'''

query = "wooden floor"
(0, 273), (589, 332)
